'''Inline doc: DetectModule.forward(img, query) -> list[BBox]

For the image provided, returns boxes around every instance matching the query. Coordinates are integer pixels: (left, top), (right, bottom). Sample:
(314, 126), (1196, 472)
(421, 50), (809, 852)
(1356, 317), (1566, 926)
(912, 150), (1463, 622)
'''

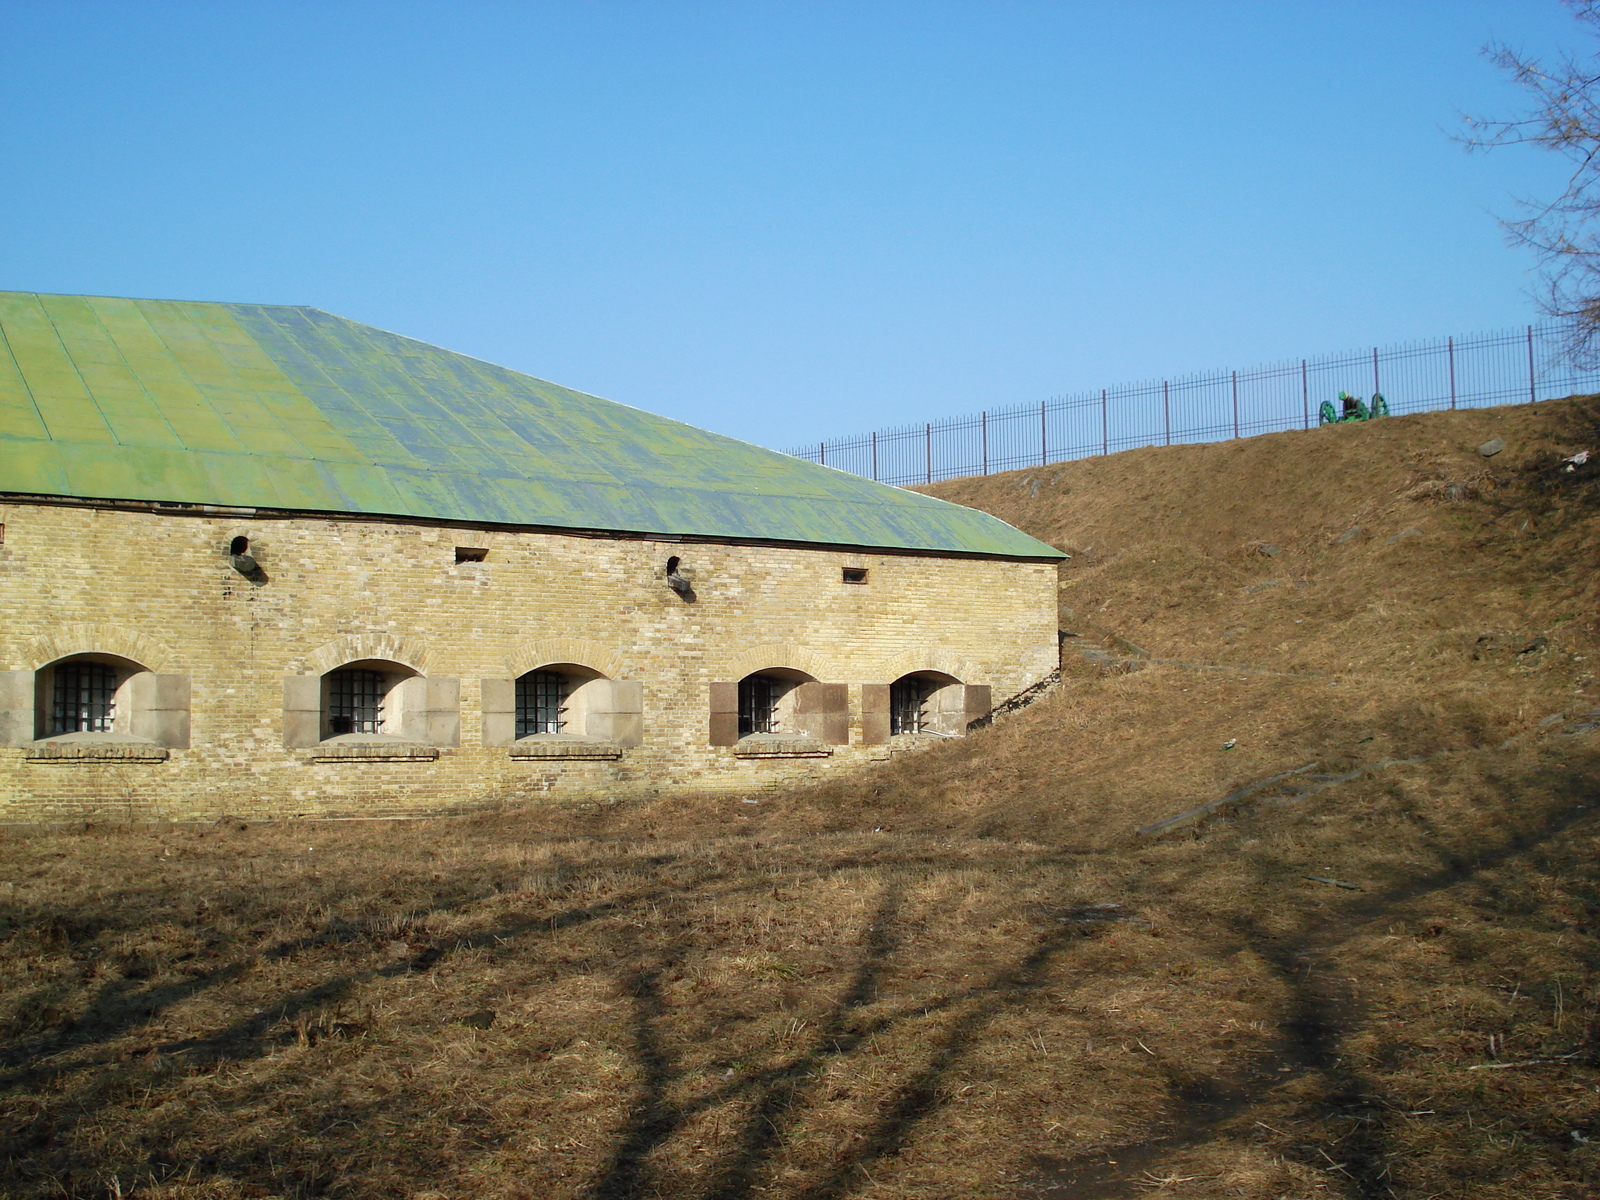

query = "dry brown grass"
(3, 397), (1599, 1199)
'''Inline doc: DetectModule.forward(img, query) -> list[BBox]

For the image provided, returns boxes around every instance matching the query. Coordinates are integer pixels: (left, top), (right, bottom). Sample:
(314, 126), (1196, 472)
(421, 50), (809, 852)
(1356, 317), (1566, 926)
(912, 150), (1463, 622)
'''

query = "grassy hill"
(2, 397), (1598, 1199)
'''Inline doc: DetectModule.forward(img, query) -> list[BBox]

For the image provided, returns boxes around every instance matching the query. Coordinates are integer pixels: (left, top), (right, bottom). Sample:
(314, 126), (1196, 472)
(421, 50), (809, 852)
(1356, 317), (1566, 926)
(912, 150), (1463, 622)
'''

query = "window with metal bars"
(889, 677), (933, 736)
(327, 668), (387, 736)
(738, 674), (783, 737)
(51, 661), (119, 734)
(516, 671), (568, 736)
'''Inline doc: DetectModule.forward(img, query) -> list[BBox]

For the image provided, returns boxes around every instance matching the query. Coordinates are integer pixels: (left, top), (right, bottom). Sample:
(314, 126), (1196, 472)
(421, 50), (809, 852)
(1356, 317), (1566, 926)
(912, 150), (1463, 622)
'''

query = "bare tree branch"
(1462, 1), (1600, 364)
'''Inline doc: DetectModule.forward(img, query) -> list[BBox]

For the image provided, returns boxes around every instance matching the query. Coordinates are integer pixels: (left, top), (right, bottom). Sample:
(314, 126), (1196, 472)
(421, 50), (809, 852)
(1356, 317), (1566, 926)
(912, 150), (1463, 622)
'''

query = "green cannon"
(1319, 391), (1390, 425)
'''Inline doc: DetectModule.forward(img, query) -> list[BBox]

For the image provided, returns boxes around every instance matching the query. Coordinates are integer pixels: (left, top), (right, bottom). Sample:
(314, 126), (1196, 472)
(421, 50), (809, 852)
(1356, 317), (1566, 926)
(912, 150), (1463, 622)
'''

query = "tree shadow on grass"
(1024, 743), (1600, 1199)
(0, 839), (819, 1088)
(583, 881), (1140, 1200)
(7, 741), (1599, 1199)
(7, 840), (1074, 1196)
(584, 887), (914, 1200)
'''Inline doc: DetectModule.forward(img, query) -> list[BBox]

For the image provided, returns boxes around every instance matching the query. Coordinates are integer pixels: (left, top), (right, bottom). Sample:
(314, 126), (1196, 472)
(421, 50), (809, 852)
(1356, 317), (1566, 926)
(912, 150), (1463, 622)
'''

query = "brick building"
(0, 292), (1062, 821)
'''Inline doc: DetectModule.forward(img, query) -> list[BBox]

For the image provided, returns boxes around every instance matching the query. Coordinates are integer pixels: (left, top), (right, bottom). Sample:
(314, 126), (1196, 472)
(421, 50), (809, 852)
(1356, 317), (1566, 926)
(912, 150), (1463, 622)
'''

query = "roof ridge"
(0, 289), (316, 310)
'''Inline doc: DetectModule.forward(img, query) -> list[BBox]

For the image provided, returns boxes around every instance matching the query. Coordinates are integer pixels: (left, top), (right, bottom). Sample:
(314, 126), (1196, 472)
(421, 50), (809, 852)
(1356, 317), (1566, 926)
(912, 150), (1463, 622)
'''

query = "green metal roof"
(0, 292), (1062, 559)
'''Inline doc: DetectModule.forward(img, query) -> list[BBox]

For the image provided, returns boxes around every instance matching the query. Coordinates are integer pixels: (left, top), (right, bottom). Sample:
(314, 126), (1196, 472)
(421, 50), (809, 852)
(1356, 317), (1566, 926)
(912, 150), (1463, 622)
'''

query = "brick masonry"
(0, 500), (1059, 822)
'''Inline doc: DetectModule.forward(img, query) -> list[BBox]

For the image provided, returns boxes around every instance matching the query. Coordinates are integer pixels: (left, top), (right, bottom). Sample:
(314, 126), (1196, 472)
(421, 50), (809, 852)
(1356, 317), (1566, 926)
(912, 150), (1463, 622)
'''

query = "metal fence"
(782, 323), (1600, 485)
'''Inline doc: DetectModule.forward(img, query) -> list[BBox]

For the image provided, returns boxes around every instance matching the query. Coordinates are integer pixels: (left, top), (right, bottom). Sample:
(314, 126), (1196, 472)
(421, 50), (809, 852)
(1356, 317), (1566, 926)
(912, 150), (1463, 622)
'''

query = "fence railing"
(782, 323), (1600, 485)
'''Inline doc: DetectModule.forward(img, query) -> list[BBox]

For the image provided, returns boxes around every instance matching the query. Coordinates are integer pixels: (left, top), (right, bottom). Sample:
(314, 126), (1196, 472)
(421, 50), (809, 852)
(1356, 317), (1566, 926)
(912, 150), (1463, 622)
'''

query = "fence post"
(1040, 400), (1047, 466)
(1448, 336), (1456, 409)
(1230, 371), (1239, 439)
(871, 431), (878, 481)
(819, 442), (826, 466)
(1162, 380), (1171, 445)
(925, 423), (932, 484)
(981, 411), (988, 475)
(1527, 325), (1537, 403)
(1301, 359), (1309, 428)
(1372, 346), (1380, 398)
(1100, 389), (1108, 455)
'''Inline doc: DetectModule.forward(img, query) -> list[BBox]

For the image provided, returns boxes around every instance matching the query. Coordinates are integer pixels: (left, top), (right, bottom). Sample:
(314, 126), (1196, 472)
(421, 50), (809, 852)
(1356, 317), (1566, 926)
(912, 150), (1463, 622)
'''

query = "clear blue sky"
(0, 2), (1584, 450)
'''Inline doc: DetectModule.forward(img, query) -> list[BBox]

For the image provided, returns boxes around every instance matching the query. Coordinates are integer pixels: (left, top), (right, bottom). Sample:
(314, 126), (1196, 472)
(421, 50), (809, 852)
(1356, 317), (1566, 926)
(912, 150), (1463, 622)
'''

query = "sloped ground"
(1, 398), (1598, 1200)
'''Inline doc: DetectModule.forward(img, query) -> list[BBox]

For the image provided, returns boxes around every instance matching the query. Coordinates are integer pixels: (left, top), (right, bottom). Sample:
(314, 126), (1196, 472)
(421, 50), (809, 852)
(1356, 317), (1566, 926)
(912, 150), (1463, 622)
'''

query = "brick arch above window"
(504, 638), (625, 682)
(302, 634), (428, 677)
(723, 644), (834, 682)
(23, 625), (176, 673)
(876, 648), (982, 686)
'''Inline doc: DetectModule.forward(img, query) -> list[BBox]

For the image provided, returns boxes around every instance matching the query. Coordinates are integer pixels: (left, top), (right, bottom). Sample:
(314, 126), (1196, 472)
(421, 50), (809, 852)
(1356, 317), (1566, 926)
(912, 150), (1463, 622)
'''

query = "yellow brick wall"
(0, 501), (1059, 822)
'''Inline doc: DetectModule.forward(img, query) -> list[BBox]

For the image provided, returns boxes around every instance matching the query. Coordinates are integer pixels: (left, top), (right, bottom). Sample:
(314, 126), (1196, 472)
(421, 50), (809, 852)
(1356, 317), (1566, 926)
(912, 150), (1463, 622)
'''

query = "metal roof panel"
(0, 292), (1063, 560)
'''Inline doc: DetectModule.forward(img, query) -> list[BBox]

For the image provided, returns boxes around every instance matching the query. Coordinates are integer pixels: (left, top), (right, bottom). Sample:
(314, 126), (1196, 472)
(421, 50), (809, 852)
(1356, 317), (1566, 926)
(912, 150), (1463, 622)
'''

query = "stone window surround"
(5, 653), (993, 762)
(709, 672), (850, 755)
(282, 660), (460, 759)
(483, 664), (643, 756)
(0, 653), (191, 762)
(860, 678), (991, 746)
(887, 670), (970, 738)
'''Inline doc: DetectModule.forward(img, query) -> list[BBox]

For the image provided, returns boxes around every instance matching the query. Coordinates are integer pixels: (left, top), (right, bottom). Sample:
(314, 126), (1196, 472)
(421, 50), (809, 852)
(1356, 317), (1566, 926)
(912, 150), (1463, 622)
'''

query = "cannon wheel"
(1370, 393), (1389, 417)
(1318, 400), (1339, 425)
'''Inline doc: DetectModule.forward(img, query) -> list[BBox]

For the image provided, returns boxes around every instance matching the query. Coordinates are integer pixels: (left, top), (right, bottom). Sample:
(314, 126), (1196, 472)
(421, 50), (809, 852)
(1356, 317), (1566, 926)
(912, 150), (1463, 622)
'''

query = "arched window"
(889, 675), (931, 736)
(327, 667), (389, 736)
(51, 659), (120, 734)
(709, 669), (847, 748)
(514, 664), (604, 738)
(481, 665), (642, 750)
(517, 669), (571, 736)
(19, 653), (190, 750)
(283, 662), (459, 750)
(736, 669), (814, 738)
(887, 671), (964, 737)
(320, 661), (417, 740)
(739, 674), (779, 736)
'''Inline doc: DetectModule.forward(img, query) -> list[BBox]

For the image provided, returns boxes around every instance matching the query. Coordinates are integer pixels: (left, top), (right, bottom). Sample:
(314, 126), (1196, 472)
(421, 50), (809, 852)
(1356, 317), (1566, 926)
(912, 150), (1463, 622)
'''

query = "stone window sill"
(310, 738), (439, 762)
(732, 736), (832, 759)
(26, 737), (170, 764)
(509, 738), (623, 761)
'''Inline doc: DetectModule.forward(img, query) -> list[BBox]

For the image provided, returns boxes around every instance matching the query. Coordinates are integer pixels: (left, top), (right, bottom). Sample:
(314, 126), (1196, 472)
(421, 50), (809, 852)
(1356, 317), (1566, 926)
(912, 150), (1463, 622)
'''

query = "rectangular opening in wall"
(842, 567), (868, 584)
(455, 547), (488, 563)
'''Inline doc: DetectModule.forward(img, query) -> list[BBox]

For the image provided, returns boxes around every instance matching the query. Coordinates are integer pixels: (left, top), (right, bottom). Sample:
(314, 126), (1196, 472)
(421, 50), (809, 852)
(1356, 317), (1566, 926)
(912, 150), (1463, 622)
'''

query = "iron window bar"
(328, 668), (386, 736)
(738, 675), (781, 737)
(890, 678), (933, 736)
(51, 661), (117, 734)
(516, 671), (568, 737)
